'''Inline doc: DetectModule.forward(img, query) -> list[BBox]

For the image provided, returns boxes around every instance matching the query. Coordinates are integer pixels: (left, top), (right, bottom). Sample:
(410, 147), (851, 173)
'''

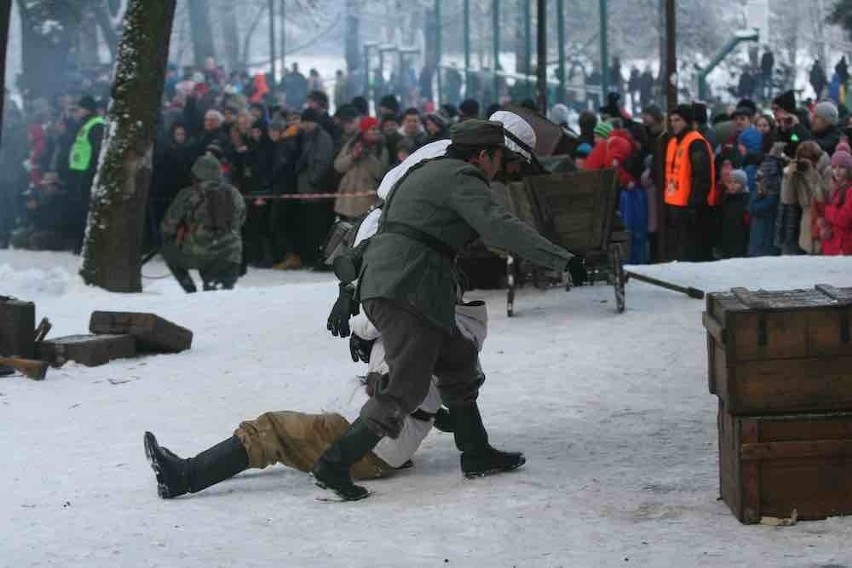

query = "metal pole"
(363, 45), (370, 99)
(435, 0), (442, 106)
(665, 0), (676, 112)
(524, 0), (532, 98)
(493, 0), (500, 104)
(536, 0), (547, 112)
(268, 0), (276, 83)
(464, 0), (471, 97)
(280, 0), (286, 70)
(599, 0), (608, 100)
(557, 0), (566, 104)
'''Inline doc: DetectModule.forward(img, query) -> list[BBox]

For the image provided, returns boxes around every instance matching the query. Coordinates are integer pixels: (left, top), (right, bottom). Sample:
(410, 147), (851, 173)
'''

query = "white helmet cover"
(488, 110), (537, 162)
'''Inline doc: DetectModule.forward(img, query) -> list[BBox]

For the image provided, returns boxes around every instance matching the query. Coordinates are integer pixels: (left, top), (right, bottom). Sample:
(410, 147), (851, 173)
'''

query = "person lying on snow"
(142, 302), (486, 499)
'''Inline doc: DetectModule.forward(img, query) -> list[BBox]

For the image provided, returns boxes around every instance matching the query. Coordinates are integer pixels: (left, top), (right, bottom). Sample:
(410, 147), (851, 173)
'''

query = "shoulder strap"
(378, 156), (448, 230)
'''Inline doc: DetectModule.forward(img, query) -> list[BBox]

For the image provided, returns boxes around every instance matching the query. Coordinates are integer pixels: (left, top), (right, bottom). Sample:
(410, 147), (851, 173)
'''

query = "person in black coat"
(148, 122), (196, 249)
(720, 169), (750, 258)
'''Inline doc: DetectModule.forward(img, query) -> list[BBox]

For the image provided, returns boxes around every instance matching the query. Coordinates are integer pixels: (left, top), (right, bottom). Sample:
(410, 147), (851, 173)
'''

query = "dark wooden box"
(0, 297), (35, 358)
(38, 334), (136, 367)
(718, 400), (852, 524)
(89, 311), (192, 353)
(704, 285), (852, 415)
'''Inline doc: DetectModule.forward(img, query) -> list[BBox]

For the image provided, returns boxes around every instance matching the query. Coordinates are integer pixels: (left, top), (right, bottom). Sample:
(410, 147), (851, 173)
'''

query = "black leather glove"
(327, 283), (358, 337)
(349, 334), (375, 363)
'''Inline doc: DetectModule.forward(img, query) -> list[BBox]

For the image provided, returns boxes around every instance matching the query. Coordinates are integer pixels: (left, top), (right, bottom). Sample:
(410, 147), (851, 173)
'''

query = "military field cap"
(450, 119), (506, 148)
(192, 155), (222, 182)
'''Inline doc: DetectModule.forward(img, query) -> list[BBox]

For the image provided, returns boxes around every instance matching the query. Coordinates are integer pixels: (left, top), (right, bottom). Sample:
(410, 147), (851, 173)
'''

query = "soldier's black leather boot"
(311, 418), (382, 501)
(144, 432), (248, 498)
(450, 402), (526, 479)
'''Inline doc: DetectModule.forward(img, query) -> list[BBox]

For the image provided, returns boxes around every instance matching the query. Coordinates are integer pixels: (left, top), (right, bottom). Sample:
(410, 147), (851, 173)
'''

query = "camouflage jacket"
(160, 180), (246, 265)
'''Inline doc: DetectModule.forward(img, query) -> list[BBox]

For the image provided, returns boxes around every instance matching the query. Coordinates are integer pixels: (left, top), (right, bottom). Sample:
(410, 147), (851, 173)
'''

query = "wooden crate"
(704, 285), (852, 415)
(89, 311), (192, 353)
(38, 334), (136, 367)
(718, 400), (852, 524)
(0, 297), (35, 358)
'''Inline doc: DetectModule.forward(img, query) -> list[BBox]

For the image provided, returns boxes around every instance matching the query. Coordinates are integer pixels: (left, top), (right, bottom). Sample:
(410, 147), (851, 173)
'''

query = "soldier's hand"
(327, 283), (357, 337)
(349, 334), (374, 363)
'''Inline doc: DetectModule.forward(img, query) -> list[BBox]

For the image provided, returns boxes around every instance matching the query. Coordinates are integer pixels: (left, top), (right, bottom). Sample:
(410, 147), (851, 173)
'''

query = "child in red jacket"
(819, 150), (852, 255)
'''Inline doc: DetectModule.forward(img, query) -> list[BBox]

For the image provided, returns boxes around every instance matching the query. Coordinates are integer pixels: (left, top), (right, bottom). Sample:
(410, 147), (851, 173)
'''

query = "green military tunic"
(358, 157), (572, 332)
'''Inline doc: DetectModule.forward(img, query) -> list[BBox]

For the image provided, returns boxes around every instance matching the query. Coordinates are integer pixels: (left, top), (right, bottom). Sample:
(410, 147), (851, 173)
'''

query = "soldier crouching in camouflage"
(160, 155), (246, 293)
(312, 120), (575, 500)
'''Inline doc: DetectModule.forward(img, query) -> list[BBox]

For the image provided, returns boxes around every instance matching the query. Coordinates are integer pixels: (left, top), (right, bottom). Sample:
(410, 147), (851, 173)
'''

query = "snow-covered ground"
(2, 250), (852, 567)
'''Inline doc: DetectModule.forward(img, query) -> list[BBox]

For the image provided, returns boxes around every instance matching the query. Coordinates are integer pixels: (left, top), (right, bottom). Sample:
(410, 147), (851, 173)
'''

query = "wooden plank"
(0, 298), (35, 359)
(702, 312), (725, 345)
(38, 334), (136, 367)
(723, 355), (852, 415)
(741, 439), (852, 460)
(720, 407), (852, 523)
(89, 311), (192, 353)
(815, 283), (852, 305)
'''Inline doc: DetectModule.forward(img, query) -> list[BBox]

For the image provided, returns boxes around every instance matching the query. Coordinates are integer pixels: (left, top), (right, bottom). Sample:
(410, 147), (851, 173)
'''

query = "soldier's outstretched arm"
(449, 167), (573, 271)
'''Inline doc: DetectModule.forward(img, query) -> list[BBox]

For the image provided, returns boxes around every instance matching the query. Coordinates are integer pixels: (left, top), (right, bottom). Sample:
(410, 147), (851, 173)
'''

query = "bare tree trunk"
(80, 0), (176, 292)
(93, 0), (121, 59)
(15, 0), (81, 98)
(187, 0), (214, 67)
(0, 0), (9, 142)
(220, 0), (240, 69)
(344, 0), (360, 73)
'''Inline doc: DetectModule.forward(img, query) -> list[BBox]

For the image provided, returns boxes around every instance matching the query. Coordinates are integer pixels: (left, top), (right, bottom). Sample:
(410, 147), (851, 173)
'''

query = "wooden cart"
(503, 168), (628, 316)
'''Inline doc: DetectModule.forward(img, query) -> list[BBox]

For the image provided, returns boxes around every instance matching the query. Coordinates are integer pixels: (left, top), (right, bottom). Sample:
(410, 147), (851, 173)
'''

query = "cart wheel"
(611, 245), (626, 313)
(507, 255), (516, 317)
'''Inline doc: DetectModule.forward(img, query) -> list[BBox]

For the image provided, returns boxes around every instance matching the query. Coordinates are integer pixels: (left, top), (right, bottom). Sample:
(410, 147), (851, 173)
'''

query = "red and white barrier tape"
(242, 191), (378, 200)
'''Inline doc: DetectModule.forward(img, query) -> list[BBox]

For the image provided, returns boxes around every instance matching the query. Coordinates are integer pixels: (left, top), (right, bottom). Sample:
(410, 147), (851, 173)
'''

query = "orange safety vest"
(664, 131), (718, 207)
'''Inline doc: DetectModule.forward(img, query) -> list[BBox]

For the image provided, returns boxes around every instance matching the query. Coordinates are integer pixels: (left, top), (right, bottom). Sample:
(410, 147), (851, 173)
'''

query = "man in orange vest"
(664, 104), (716, 261)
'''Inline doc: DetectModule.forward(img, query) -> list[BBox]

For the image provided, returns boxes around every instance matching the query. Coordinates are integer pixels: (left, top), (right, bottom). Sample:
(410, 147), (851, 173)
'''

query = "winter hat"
(773, 90), (797, 115)
(300, 108), (320, 123)
(78, 95), (97, 113)
(732, 98), (757, 118)
(425, 113), (448, 130)
(600, 92), (622, 118)
(458, 98), (480, 119)
(692, 102), (709, 125)
(379, 94), (400, 113)
(350, 96), (369, 116)
(334, 104), (359, 121)
(191, 155), (222, 182)
(641, 104), (664, 123)
(549, 103), (571, 126)
(729, 169), (748, 189)
(738, 127), (763, 154)
(814, 101), (839, 126)
(831, 150), (852, 171)
(594, 120), (614, 139)
(308, 89), (329, 105)
(670, 104), (694, 124)
(836, 140), (852, 154)
(440, 103), (458, 119)
(359, 116), (378, 134)
(574, 142), (593, 158)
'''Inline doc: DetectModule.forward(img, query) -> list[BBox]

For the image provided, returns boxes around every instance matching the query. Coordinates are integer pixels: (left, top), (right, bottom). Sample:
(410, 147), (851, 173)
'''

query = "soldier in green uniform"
(160, 155), (246, 293)
(312, 120), (575, 500)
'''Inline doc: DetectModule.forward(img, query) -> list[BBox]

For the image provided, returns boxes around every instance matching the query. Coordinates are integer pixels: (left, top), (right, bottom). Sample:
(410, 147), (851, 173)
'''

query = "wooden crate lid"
(709, 285), (852, 317)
